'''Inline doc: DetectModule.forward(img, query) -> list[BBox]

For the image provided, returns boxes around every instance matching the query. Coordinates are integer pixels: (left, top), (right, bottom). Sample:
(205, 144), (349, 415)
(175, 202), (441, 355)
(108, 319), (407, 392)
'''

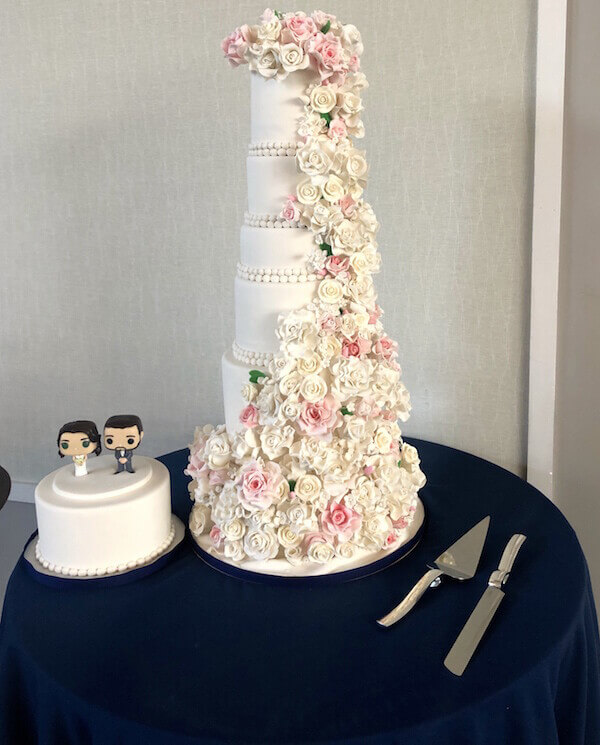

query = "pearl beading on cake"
(236, 262), (317, 283)
(244, 211), (306, 229)
(248, 141), (299, 157)
(232, 341), (274, 367)
(34, 520), (176, 577)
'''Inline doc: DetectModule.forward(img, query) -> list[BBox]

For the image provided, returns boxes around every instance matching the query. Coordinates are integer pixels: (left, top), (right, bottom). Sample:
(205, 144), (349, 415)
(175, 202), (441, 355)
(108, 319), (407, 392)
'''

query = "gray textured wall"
(0, 1), (535, 484)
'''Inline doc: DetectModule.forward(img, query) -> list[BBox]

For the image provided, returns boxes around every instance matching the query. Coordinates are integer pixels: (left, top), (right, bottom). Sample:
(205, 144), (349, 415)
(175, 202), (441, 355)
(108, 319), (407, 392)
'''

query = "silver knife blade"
(443, 586), (504, 675)
(444, 533), (526, 676)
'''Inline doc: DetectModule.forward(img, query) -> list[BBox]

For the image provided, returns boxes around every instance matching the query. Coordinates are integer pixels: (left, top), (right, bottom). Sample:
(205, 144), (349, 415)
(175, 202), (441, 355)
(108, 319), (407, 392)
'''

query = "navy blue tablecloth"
(1, 439), (599, 744)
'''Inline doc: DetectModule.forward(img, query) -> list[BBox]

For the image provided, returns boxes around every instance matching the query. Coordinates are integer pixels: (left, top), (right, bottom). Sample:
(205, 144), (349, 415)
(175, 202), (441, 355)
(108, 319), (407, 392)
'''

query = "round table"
(1, 440), (599, 744)
(0, 466), (10, 513)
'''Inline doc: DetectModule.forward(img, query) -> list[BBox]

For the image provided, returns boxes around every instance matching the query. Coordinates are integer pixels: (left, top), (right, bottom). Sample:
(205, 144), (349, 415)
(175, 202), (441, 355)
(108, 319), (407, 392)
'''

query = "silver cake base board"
(191, 498), (425, 585)
(23, 515), (185, 583)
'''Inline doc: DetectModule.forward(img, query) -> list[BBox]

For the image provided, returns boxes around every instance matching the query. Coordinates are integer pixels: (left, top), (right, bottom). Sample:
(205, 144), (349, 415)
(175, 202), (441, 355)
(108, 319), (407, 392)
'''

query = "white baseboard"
(8, 482), (35, 504)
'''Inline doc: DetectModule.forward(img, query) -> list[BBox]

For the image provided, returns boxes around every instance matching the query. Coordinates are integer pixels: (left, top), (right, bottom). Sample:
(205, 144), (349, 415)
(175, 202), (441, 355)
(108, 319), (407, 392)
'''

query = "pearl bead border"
(232, 342), (274, 367)
(244, 211), (306, 229)
(248, 141), (299, 157)
(34, 520), (177, 577)
(236, 262), (317, 284)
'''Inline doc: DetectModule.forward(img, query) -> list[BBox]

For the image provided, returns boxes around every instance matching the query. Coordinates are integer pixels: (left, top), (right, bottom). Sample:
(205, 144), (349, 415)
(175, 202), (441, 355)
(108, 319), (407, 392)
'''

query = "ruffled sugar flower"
(221, 25), (252, 67)
(322, 501), (362, 542)
(285, 13), (317, 44)
(307, 32), (346, 82)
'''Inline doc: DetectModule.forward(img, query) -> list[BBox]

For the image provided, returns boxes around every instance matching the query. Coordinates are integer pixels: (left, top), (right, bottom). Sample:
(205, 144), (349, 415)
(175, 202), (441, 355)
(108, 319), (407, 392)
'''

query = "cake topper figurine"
(103, 415), (144, 474)
(57, 420), (102, 477)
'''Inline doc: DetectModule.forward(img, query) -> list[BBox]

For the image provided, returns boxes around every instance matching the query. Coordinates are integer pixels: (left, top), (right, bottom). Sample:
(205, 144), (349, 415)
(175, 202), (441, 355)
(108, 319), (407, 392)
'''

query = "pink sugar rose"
(320, 314), (340, 333)
(209, 469), (228, 485)
(393, 516), (409, 530)
(311, 10), (336, 28)
(341, 336), (371, 359)
(210, 525), (224, 550)
(363, 465), (375, 475)
(221, 26), (250, 67)
(325, 254), (350, 278)
(385, 532), (398, 547)
(307, 32), (345, 81)
(328, 117), (347, 141)
(240, 404), (259, 429)
(304, 531), (332, 547)
(237, 460), (284, 511)
(339, 193), (356, 216)
(298, 394), (341, 438)
(368, 305), (383, 325)
(286, 13), (317, 44)
(355, 397), (380, 419)
(184, 446), (206, 480)
(322, 501), (362, 542)
(374, 335), (398, 362)
(280, 195), (300, 222)
(348, 53), (361, 72)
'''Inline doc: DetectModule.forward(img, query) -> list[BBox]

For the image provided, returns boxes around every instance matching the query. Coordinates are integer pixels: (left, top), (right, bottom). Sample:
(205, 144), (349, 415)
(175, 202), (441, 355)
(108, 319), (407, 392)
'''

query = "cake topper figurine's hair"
(103, 415), (144, 474)
(57, 420), (101, 477)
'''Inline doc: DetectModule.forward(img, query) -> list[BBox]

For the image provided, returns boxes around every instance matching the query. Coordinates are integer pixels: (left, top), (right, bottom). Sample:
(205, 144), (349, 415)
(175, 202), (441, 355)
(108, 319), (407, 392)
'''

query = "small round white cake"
(34, 455), (174, 576)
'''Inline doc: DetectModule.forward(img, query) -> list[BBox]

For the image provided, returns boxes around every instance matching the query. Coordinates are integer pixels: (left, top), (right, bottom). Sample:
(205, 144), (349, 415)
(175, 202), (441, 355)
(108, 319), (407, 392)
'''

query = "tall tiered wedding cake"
(187, 9), (426, 577)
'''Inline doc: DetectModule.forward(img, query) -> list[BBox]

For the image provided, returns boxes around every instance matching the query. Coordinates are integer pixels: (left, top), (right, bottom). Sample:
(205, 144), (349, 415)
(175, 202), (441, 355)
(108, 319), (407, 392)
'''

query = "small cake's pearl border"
(236, 262), (317, 284)
(34, 520), (176, 578)
(248, 141), (299, 157)
(232, 342), (274, 367)
(244, 212), (307, 229)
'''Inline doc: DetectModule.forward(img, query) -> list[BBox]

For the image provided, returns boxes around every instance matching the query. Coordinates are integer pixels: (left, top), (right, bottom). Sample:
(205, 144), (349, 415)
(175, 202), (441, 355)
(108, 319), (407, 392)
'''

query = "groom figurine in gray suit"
(103, 415), (144, 474)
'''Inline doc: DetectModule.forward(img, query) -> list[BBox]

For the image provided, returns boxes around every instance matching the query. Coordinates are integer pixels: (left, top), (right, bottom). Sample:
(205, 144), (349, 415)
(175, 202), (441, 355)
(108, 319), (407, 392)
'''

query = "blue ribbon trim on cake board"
(21, 519), (187, 589)
(190, 510), (427, 587)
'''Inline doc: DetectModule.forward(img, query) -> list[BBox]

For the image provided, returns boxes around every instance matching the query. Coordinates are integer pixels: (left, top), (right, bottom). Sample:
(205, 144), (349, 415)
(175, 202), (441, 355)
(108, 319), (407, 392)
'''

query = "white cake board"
(191, 497), (425, 584)
(23, 515), (185, 583)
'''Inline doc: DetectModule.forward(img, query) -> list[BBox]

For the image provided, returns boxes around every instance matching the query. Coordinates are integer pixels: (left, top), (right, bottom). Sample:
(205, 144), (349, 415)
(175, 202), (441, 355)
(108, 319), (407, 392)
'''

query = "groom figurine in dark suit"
(103, 414), (144, 474)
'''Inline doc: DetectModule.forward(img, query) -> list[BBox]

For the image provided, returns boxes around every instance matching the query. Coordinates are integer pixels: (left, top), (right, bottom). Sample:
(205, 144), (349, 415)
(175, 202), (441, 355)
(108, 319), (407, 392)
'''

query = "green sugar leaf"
(321, 20), (331, 34)
(397, 459), (403, 468)
(248, 370), (268, 384)
(288, 479), (297, 492)
(274, 9), (283, 19)
(319, 112), (332, 126)
(341, 407), (353, 416)
(319, 242), (333, 256)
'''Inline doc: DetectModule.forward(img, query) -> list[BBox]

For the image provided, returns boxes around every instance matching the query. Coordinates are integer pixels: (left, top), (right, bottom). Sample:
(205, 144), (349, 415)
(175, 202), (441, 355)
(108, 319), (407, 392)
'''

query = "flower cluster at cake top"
(185, 11), (425, 567)
(221, 8), (363, 82)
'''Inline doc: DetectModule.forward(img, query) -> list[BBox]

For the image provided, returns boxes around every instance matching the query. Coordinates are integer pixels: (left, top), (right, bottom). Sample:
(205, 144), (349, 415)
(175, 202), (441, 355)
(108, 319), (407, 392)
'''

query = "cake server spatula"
(377, 516), (490, 628)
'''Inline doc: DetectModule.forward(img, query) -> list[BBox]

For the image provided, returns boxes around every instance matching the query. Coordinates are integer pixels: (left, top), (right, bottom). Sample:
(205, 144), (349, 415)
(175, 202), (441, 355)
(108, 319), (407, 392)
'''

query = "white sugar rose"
(401, 442), (420, 466)
(318, 333), (342, 362)
(299, 373), (328, 403)
(373, 425), (394, 454)
(243, 526), (279, 561)
(256, 385), (278, 417)
(280, 42), (309, 72)
(296, 352), (323, 377)
(287, 501), (314, 530)
(339, 313), (358, 338)
(277, 524), (303, 549)
(346, 416), (371, 442)
(297, 178), (321, 205)
(284, 545), (305, 565)
(321, 174), (346, 203)
(310, 201), (333, 232)
(242, 383), (259, 402)
(331, 357), (371, 398)
(352, 475), (377, 509)
(318, 278), (345, 305)
(257, 19), (282, 42)
(346, 150), (368, 180)
(297, 142), (333, 176)
(278, 394), (302, 422)
(336, 541), (357, 560)
(339, 90), (362, 116)
(205, 432), (232, 469)
(307, 538), (335, 564)
(224, 540), (246, 562)
(260, 425), (295, 459)
(341, 24), (364, 55)
(279, 371), (302, 396)
(221, 518), (246, 542)
(269, 354), (295, 379)
(255, 46), (280, 78)
(310, 85), (337, 113)
(189, 504), (211, 537)
(348, 274), (375, 304)
(295, 474), (322, 502)
(332, 219), (363, 252)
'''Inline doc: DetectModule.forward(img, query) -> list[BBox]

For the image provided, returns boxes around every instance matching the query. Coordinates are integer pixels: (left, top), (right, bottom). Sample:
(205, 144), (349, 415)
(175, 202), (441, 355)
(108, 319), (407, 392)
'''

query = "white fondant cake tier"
(234, 274), (318, 353)
(247, 155), (299, 216)
(34, 455), (173, 575)
(250, 69), (318, 143)
(240, 225), (314, 269)
(222, 348), (253, 433)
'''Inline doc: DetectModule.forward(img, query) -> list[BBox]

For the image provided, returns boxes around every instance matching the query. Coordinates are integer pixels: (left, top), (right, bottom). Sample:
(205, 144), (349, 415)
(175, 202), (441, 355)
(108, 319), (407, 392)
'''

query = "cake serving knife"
(444, 533), (526, 676)
(377, 516), (490, 628)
